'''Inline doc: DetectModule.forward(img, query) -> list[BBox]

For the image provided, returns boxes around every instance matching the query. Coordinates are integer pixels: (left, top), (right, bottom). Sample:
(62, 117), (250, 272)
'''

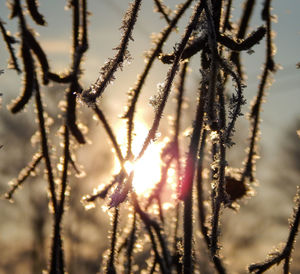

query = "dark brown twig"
(249, 188), (300, 274)
(25, 0), (46, 25)
(123, 0), (194, 160)
(5, 152), (43, 201)
(0, 18), (21, 73)
(81, 0), (142, 105)
(137, 0), (205, 160)
(106, 207), (119, 274)
(181, 75), (206, 274)
(153, 0), (171, 24)
(242, 0), (276, 182)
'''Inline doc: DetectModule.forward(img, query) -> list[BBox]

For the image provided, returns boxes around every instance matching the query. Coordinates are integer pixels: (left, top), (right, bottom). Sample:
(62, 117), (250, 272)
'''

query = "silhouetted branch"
(153, 0), (171, 24)
(159, 33), (206, 64)
(5, 152), (43, 201)
(249, 188), (300, 274)
(0, 18), (21, 73)
(35, 78), (58, 212)
(125, 212), (137, 274)
(218, 57), (246, 145)
(132, 193), (170, 274)
(50, 125), (70, 274)
(2, 0), (298, 273)
(83, 171), (126, 203)
(81, 0), (142, 106)
(93, 106), (124, 165)
(9, 41), (34, 113)
(24, 29), (49, 84)
(138, 0), (205, 159)
(123, 0), (193, 159)
(25, 0), (46, 25)
(181, 68), (206, 274)
(218, 26), (266, 51)
(230, 0), (256, 78)
(242, 0), (276, 182)
(196, 129), (210, 246)
(106, 207), (119, 274)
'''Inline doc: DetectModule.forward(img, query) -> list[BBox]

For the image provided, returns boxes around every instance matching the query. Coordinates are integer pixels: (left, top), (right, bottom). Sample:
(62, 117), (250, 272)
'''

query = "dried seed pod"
(225, 175), (247, 201)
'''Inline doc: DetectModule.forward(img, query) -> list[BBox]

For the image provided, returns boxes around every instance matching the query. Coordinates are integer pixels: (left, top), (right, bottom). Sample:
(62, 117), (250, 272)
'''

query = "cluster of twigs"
(2, 0), (300, 273)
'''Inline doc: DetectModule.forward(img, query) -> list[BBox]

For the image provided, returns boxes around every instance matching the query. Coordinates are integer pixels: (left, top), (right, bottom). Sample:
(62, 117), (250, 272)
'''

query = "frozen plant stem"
(182, 79), (206, 274)
(138, 0), (205, 159)
(210, 83), (227, 274)
(107, 207), (119, 274)
(66, 0), (88, 144)
(5, 152), (43, 201)
(249, 188), (300, 274)
(124, 0), (193, 159)
(125, 212), (136, 274)
(196, 129), (210, 246)
(50, 126), (70, 274)
(81, 0), (142, 105)
(242, 0), (275, 182)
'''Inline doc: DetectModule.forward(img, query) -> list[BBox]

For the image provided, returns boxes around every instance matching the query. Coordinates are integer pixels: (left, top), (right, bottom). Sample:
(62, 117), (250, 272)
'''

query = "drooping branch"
(25, 0), (46, 25)
(106, 207), (119, 274)
(93, 106), (124, 165)
(9, 37), (35, 113)
(50, 125), (70, 274)
(242, 0), (276, 182)
(249, 188), (300, 274)
(137, 0), (205, 159)
(230, 0), (256, 78)
(181, 71), (206, 274)
(65, 0), (89, 144)
(153, 0), (171, 24)
(5, 152), (43, 201)
(35, 78), (58, 213)
(81, 0), (142, 106)
(123, 0), (194, 160)
(0, 18), (21, 73)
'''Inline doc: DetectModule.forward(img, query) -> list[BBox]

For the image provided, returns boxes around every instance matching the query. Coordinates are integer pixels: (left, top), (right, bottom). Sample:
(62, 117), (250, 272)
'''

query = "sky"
(0, 0), (299, 137)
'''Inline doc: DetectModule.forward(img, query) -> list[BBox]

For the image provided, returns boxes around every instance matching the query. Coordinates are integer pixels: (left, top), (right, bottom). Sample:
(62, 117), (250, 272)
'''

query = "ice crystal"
(81, 195), (96, 210)
(210, 130), (219, 143)
(149, 82), (165, 112)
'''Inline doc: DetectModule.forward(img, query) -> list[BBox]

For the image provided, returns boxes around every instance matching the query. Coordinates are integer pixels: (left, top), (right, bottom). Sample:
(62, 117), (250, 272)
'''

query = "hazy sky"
(0, 0), (299, 158)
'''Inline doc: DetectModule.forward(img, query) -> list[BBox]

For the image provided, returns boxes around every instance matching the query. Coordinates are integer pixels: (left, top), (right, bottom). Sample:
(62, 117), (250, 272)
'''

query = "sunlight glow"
(115, 120), (167, 196)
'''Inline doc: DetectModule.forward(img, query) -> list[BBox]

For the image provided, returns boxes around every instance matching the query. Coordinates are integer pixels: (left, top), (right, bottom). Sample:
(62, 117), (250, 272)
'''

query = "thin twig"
(107, 207), (119, 274)
(181, 69), (206, 274)
(0, 18), (21, 73)
(153, 0), (171, 24)
(81, 0), (142, 105)
(249, 188), (300, 274)
(137, 0), (205, 160)
(5, 152), (43, 201)
(242, 0), (275, 182)
(123, 0), (194, 159)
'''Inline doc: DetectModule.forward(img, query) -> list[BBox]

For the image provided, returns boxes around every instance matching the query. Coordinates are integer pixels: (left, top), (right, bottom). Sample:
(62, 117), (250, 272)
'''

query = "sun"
(114, 120), (166, 196)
